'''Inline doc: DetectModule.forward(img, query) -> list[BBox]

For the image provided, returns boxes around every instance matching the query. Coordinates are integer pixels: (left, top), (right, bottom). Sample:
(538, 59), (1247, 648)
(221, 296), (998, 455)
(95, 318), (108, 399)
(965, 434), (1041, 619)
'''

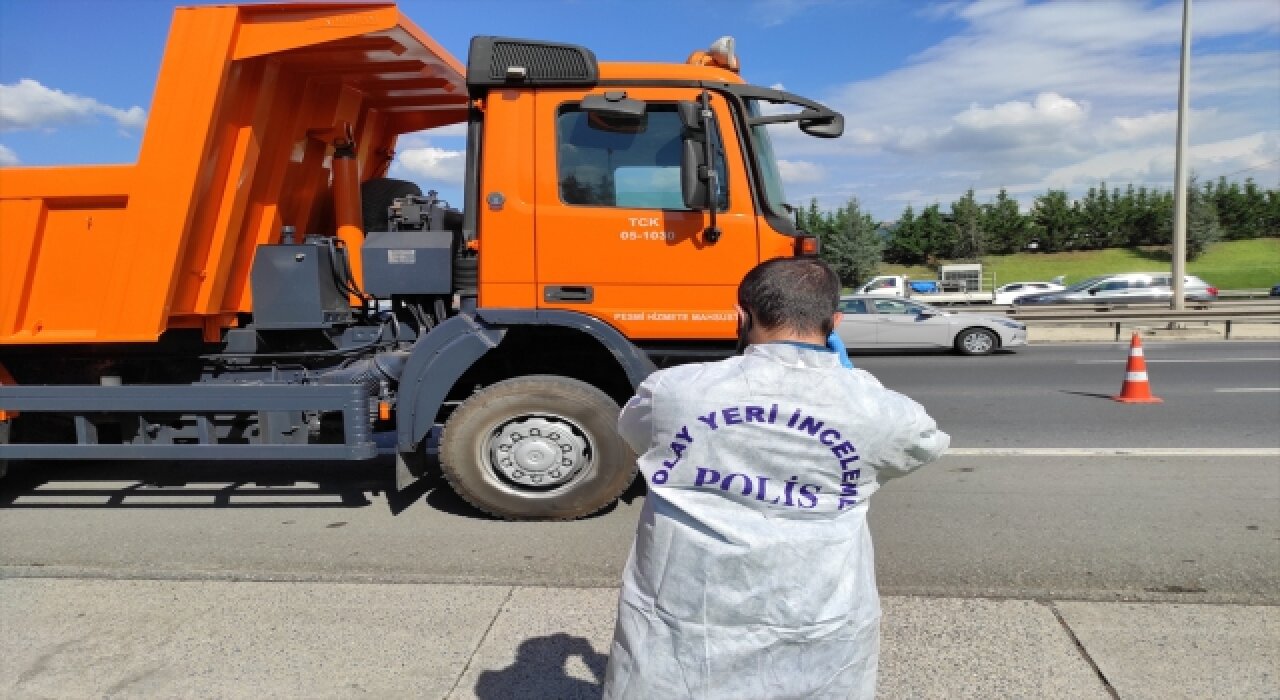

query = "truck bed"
(0, 2), (468, 345)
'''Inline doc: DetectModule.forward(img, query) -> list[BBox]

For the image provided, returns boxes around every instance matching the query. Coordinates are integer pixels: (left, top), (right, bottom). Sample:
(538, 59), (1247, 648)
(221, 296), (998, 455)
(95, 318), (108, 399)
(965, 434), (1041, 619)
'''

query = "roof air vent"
(467, 37), (599, 91)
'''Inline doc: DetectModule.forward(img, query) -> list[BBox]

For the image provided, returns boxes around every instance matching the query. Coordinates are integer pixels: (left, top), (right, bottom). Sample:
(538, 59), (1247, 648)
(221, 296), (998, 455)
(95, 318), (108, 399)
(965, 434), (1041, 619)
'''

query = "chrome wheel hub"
(488, 416), (589, 488)
(964, 332), (993, 353)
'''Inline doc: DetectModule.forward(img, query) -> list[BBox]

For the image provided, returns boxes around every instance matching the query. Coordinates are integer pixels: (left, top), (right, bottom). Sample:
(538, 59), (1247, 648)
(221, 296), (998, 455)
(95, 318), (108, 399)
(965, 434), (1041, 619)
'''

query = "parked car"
(992, 281), (1066, 305)
(836, 295), (1026, 356)
(1013, 273), (1217, 305)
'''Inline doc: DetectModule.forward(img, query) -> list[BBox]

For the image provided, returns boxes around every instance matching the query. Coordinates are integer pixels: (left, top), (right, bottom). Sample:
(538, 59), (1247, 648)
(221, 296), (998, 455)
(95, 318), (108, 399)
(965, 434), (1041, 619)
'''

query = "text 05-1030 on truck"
(0, 3), (843, 519)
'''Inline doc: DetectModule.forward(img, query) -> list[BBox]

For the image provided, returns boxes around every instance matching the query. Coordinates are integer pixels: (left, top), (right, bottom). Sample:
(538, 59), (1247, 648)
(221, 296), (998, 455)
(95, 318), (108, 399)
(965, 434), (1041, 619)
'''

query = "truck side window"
(557, 103), (728, 210)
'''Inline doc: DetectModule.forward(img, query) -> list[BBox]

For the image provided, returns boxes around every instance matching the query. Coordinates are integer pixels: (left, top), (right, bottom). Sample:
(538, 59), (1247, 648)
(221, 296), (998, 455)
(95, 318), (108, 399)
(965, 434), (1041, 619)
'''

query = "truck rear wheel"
(438, 375), (636, 520)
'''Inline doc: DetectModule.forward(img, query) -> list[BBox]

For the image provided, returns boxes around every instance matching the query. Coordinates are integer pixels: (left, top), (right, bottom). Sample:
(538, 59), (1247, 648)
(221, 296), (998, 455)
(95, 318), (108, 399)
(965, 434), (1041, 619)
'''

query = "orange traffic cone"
(1113, 332), (1163, 404)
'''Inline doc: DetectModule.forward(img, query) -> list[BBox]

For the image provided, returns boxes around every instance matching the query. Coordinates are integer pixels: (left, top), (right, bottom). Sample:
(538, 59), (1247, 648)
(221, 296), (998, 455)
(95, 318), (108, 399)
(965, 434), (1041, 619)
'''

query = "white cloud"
(1044, 132), (1280, 188)
(398, 124), (467, 146)
(953, 92), (1087, 130)
(777, 159), (825, 185)
(886, 189), (927, 203)
(394, 145), (465, 183)
(0, 79), (145, 132)
(1109, 111), (1179, 142)
(775, 0), (1280, 218)
(0, 144), (17, 165)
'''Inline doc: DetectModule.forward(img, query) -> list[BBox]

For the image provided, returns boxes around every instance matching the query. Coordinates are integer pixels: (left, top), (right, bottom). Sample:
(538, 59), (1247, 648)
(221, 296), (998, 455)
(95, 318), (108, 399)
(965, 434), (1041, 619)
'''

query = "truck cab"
(466, 37), (839, 344)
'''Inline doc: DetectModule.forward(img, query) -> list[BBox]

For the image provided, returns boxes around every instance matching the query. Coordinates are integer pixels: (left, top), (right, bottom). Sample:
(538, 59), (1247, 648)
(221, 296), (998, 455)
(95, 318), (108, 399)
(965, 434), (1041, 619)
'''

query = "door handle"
(544, 286), (594, 303)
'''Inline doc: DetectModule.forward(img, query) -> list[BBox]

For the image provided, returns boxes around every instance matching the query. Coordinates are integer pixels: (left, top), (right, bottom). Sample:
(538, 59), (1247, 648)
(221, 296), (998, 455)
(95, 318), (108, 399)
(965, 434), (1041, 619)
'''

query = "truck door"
(532, 88), (758, 340)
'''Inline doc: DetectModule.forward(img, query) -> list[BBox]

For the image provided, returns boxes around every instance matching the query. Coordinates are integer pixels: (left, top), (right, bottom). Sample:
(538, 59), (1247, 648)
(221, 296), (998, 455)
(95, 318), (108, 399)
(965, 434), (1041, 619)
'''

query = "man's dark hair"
(738, 257), (841, 336)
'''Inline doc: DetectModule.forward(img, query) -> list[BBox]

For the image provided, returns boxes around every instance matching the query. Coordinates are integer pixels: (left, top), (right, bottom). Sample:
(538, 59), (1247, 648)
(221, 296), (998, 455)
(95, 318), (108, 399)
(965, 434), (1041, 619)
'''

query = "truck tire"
(439, 375), (636, 520)
(955, 327), (998, 356)
(361, 178), (422, 234)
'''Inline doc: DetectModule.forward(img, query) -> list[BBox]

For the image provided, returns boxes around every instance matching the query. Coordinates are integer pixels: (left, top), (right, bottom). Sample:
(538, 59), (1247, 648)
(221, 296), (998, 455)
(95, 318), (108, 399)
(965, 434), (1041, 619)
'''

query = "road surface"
(2, 341), (1277, 604)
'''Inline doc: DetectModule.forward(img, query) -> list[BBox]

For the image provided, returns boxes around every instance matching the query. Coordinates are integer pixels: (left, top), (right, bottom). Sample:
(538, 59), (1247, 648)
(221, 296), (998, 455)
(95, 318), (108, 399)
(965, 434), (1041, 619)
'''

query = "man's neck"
(748, 327), (827, 346)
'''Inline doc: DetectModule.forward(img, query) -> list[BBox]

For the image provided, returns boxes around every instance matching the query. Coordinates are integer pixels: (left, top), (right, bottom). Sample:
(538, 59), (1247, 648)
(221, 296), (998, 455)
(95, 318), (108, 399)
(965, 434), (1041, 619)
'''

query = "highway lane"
(1, 340), (1277, 603)
(853, 340), (1280, 449)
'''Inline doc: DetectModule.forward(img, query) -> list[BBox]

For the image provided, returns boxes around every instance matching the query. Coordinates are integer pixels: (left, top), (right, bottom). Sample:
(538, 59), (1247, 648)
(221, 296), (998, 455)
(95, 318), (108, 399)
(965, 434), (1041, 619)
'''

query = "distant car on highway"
(992, 281), (1066, 305)
(837, 295), (1026, 356)
(1013, 273), (1217, 306)
(1270, 283), (1279, 297)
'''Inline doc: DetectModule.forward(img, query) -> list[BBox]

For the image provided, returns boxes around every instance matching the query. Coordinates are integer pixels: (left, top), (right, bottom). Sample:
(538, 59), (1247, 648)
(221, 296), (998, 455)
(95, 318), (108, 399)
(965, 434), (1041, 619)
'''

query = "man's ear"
(735, 304), (752, 331)
(824, 311), (842, 336)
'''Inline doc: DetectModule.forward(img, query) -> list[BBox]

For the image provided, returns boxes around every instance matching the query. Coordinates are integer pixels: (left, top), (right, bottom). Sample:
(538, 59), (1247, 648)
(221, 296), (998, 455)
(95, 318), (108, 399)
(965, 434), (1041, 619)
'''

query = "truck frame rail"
(0, 384), (376, 460)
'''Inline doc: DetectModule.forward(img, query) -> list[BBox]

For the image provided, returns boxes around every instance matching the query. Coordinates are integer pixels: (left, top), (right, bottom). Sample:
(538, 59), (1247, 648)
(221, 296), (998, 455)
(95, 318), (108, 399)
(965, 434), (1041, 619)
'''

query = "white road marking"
(1077, 357), (1280, 364)
(946, 447), (1280, 457)
(1214, 388), (1280, 393)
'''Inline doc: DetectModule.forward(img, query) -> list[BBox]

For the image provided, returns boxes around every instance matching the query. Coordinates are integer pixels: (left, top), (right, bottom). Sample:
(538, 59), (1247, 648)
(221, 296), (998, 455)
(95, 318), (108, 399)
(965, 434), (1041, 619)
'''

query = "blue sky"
(2, 0), (1277, 221)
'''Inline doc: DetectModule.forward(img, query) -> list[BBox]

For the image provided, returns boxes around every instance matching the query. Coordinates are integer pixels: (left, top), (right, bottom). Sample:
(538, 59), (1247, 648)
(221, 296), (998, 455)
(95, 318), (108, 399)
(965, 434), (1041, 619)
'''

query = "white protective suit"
(603, 342), (949, 700)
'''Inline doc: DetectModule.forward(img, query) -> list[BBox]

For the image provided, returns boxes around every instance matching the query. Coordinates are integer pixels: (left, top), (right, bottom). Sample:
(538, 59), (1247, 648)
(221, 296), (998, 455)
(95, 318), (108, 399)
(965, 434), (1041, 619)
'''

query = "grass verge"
(877, 238), (1279, 290)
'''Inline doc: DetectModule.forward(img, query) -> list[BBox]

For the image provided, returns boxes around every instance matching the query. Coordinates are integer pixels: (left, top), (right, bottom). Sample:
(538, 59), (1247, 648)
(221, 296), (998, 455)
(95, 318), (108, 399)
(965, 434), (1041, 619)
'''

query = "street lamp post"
(1171, 0), (1192, 311)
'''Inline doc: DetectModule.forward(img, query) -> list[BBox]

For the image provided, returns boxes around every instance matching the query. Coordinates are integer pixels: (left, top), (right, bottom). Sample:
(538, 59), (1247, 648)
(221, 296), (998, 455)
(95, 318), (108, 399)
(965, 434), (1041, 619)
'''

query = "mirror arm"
(699, 90), (721, 244)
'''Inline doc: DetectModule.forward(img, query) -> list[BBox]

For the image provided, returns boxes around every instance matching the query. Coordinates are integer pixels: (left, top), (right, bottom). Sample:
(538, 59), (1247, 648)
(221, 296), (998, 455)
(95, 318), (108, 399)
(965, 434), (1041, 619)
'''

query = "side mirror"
(679, 101), (709, 210)
(1088, 288), (1099, 295)
(800, 113), (844, 138)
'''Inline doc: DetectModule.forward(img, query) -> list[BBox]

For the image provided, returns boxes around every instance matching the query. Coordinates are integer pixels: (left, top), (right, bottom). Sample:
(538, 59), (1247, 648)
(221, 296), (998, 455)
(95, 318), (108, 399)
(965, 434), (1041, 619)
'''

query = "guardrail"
(1006, 306), (1280, 341)
(1008, 299), (1280, 312)
(1219, 288), (1276, 300)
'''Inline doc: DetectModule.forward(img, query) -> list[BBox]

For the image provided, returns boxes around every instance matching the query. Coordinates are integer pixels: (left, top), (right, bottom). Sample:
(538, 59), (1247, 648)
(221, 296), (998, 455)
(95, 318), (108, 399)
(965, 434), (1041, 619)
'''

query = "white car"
(992, 281), (1065, 305)
(836, 295), (1027, 356)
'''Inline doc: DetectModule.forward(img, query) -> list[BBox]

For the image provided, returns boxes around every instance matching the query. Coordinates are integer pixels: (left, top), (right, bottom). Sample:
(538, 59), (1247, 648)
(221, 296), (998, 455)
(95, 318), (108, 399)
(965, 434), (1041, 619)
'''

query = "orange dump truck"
(0, 3), (843, 518)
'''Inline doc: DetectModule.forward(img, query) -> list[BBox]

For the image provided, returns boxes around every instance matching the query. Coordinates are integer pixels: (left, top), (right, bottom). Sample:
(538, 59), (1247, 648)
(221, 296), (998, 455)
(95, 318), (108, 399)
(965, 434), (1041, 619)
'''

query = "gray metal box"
(362, 230), (453, 296)
(250, 242), (353, 329)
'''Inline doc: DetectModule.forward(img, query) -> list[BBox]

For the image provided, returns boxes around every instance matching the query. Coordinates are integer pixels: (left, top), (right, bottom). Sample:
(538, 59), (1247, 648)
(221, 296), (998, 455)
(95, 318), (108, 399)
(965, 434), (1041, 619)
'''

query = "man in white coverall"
(602, 257), (949, 699)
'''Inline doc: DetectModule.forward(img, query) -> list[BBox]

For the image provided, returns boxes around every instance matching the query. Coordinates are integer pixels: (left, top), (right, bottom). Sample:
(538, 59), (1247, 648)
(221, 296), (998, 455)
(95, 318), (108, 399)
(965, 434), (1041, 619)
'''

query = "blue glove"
(826, 331), (854, 368)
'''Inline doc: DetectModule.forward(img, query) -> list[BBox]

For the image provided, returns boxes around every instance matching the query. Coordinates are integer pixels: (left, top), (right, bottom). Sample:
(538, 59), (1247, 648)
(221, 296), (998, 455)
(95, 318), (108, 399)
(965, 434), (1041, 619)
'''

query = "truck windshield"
(744, 99), (790, 215)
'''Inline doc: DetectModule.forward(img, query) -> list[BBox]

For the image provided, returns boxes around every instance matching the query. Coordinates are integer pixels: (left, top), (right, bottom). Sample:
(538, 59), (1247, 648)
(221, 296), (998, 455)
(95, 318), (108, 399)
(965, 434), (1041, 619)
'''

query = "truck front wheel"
(438, 375), (636, 520)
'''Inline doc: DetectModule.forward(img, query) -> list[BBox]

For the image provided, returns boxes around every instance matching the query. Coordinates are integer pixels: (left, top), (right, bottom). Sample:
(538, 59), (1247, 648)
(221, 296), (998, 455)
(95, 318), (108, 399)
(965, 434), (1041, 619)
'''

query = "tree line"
(799, 177), (1279, 286)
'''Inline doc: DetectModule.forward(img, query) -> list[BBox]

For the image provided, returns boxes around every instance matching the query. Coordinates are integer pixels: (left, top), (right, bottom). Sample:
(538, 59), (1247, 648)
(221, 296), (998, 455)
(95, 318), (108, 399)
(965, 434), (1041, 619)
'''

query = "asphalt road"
(854, 339), (1280, 449)
(2, 341), (1277, 603)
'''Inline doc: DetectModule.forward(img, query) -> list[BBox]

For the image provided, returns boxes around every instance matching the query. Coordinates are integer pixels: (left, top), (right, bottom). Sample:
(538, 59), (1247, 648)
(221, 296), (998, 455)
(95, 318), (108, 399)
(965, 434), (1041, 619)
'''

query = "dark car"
(1270, 283), (1279, 297)
(1015, 273), (1217, 305)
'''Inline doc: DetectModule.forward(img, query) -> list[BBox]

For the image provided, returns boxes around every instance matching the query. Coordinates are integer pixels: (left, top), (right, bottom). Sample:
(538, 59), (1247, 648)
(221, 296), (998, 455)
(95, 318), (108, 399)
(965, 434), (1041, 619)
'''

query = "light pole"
(1170, 0), (1191, 311)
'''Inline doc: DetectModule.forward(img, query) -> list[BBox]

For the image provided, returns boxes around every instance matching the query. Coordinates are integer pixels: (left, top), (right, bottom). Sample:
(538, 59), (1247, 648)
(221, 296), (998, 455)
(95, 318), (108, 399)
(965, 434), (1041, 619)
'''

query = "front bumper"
(1004, 329), (1028, 347)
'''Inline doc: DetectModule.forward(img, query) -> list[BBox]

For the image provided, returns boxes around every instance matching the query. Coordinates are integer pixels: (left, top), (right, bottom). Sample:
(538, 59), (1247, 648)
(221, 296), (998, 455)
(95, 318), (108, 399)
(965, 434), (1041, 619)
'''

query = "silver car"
(837, 295), (1027, 356)
(1014, 273), (1217, 305)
